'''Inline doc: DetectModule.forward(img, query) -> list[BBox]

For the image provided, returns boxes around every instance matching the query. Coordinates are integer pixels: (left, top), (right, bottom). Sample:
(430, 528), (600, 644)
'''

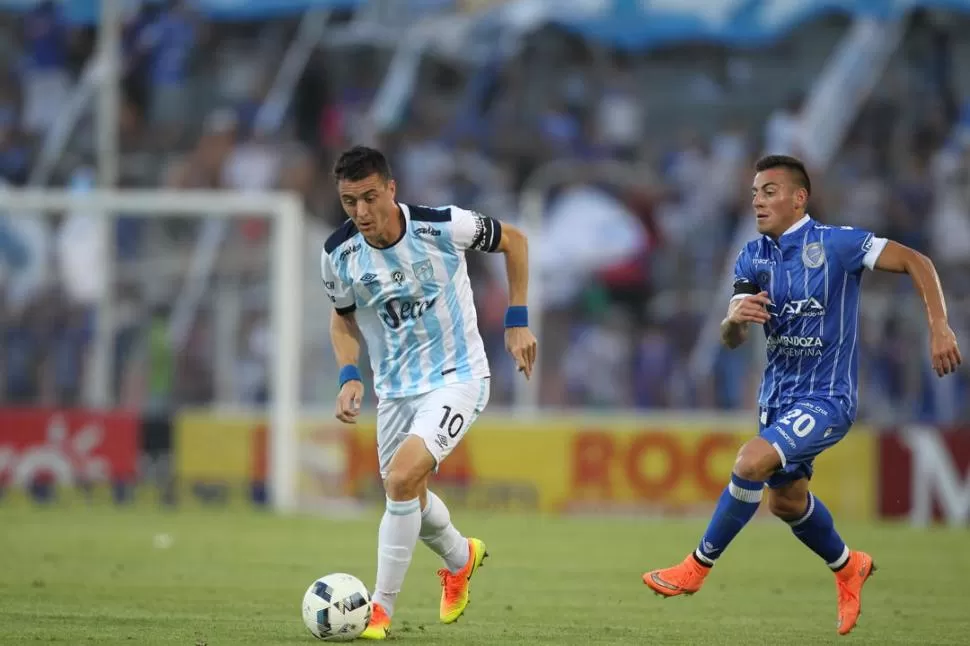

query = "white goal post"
(0, 188), (305, 513)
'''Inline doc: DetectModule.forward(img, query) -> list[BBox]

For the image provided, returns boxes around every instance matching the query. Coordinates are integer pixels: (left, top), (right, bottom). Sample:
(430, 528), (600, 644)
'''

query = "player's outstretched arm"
(330, 310), (365, 423)
(496, 222), (537, 379)
(721, 292), (772, 350)
(873, 241), (962, 377)
(496, 222), (529, 307)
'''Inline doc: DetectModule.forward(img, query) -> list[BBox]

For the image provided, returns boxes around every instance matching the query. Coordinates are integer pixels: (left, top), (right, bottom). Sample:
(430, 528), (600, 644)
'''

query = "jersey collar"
(364, 203), (409, 250)
(764, 214), (812, 248)
(780, 214), (811, 237)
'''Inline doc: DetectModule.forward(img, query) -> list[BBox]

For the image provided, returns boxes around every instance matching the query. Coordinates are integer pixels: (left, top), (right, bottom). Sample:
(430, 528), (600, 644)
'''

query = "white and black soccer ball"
(301, 573), (372, 641)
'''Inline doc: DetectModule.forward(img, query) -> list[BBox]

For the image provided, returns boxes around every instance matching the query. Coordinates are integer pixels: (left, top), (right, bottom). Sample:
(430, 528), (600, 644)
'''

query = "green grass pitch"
(1, 503), (968, 645)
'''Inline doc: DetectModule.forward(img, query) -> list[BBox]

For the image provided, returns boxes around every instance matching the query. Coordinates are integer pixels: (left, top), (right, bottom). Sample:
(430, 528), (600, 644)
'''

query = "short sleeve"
(450, 207), (503, 252)
(828, 226), (888, 273)
(731, 249), (759, 300)
(321, 252), (356, 315)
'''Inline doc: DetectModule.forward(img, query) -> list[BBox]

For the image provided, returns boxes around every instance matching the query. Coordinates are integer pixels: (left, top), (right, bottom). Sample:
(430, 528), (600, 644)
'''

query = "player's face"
(751, 168), (807, 237)
(338, 174), (397, 237)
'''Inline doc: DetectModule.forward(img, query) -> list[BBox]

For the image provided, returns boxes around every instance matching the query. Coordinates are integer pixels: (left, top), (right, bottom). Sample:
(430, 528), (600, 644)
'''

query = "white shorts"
(375, 377), (490, 479)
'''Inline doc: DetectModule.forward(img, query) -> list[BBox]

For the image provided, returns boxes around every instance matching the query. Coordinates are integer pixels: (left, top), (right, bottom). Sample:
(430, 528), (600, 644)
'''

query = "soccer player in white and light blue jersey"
(643, 155), (963, 635)
(322, 146), (536, 640)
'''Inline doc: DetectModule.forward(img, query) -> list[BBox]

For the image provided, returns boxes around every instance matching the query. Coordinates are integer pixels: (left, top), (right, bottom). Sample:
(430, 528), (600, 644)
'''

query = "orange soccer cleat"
(359, 602), (391, 640)
(642, 553), (712, 597)
(835, 550), (877, 636)
(438, 537), (488, 623)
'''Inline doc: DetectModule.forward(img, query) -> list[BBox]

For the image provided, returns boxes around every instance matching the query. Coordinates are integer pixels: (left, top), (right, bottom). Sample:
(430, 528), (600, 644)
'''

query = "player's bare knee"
(767, 480), (810, 520)
(733, 438), (782, 482)
(767, 492), (806, 520)
(384, 436), (436, 501)
(383, 468), (422, 501)
(733, 458), (771, 482)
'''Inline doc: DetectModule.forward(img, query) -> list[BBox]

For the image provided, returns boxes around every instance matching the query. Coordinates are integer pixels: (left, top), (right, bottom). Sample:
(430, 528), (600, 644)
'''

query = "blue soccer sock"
(694, 473), (764, 566)
(787, 492), (850, 570)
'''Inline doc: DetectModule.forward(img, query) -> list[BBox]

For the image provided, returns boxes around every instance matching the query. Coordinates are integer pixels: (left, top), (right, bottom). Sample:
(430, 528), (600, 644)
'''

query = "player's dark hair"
(332, 146), (393, 183)
(755, 154), (811, 196)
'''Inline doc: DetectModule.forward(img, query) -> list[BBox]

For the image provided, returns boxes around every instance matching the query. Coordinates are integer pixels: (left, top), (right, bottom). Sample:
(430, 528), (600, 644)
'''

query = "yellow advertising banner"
(174, 412), (264, 481)
(337, 416), (875, 519)
(174, 411), (875, 519)
(174, 412), (354, 505)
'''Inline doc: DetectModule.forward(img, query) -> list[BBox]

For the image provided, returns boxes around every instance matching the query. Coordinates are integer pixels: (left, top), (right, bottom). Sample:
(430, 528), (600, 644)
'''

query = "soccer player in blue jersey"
(322, 146), (536, 639)
(643, 155), (962, 635)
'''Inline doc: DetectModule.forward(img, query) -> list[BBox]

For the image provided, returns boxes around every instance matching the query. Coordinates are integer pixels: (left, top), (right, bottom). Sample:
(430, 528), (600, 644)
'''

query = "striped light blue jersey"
(732, 215), (888, 418)
(322, 203), (501, 399)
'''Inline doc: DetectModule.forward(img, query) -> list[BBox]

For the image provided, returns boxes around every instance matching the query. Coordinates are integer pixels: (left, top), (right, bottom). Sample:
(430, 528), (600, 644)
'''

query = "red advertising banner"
(879, 427), (970, 526)
(0, 408), (139, 487)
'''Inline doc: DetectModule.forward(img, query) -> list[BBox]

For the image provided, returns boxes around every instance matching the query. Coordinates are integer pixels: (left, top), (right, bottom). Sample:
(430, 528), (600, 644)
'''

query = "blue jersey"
(732, 215), (888, 418)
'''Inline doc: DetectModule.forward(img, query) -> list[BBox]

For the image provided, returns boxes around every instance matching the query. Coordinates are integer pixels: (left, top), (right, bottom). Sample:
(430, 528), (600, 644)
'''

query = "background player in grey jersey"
(642, 155), (962, 636)
(322, 146), (536, 640)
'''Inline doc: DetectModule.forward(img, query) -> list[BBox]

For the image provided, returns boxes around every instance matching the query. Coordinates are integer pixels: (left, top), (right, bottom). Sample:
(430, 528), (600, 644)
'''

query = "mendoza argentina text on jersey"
(322, 203), (501, 399)
(732, 215), (888, 418)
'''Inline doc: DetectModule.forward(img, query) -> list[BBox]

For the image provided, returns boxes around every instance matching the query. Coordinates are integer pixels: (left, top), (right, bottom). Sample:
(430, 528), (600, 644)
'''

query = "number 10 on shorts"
(407, 377), (489, 468)
(439, 406), (465, 440)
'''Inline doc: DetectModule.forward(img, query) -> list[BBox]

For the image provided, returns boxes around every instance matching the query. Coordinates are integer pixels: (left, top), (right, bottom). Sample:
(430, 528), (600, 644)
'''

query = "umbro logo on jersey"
(360, 273), (380, 295)
(435, 434), (448, 449)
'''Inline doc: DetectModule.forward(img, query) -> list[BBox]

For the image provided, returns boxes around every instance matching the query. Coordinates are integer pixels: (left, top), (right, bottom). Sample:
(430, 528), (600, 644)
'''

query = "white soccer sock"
(373, 496), (421, 617)
(420, 490), (470, 574)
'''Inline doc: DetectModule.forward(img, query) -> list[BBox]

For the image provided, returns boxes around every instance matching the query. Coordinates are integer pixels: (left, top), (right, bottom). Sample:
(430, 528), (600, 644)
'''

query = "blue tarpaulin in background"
(546, 0), (970, 50)
(1, 0), (969, 46)
(0, 0), (364, 24)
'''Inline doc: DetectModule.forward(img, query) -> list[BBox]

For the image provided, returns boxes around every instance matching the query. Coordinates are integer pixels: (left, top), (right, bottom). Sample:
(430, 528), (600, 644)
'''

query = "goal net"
(0, 187), (362, 515)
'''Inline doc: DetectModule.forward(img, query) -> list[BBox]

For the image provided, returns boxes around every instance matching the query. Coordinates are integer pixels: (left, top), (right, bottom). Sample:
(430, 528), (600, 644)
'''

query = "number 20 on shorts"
(777, 408), (817, 437)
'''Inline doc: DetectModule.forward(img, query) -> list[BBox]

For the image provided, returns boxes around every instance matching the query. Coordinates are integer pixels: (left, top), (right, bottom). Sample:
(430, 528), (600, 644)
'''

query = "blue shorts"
(759, 398), (852, 489)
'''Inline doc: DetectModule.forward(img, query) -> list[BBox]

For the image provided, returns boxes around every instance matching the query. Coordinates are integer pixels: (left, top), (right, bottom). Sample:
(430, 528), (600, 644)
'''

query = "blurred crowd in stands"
(1, 2), (969, 424)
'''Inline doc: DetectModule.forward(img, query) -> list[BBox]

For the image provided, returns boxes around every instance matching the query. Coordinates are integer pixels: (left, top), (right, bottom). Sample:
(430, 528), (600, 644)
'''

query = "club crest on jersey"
(412, 259), (434, 282)
(392, 270), (406, 285)
(802, 242), (826, 269)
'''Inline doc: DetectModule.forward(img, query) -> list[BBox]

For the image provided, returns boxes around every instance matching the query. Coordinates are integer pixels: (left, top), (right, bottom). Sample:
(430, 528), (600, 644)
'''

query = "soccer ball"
(301, 573), (372, 641)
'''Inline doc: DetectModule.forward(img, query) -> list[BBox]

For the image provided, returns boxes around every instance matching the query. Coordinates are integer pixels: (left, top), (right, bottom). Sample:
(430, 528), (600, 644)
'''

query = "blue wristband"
(504, 306), (528, 328)
(338, 365), (362, 387)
